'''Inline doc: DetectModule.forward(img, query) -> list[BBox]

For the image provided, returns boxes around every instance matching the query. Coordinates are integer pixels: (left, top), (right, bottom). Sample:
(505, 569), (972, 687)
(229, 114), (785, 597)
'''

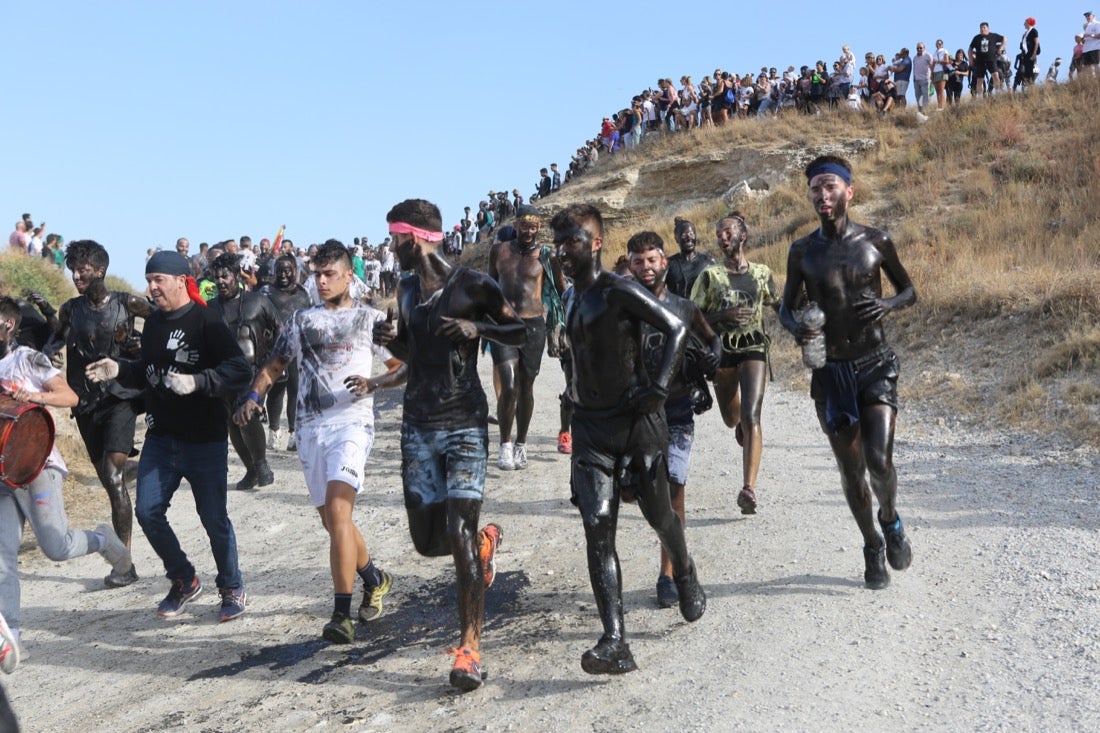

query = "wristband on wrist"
(242, 390), (261, 406)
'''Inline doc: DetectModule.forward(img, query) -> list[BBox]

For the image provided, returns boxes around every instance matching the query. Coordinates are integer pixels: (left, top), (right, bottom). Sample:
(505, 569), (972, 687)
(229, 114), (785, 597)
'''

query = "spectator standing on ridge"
(1083, 12), (1100, 78)
(550, 163), (561, 192)
(538, 169), (552, 199)
(1018, 17), (1040, 89)
(912, 42), (934, 117)
(1070, 34), (1085, 80)
(947, 49), (970, 104)
(970, 21), (1006, 95)
(7, 222), (30, 254)
(890, 48), (912, 106)
(931, 39), (952, 110)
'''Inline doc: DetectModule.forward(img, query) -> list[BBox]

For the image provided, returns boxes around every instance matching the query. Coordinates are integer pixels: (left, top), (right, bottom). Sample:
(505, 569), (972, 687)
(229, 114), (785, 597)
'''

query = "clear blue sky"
(3, 1), (1083, 289)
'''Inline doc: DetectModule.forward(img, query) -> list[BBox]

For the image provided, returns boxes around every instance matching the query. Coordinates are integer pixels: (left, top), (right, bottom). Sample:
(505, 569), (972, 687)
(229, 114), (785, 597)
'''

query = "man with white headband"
(779, 155), (917, 590)
(375, 198), (525, 691)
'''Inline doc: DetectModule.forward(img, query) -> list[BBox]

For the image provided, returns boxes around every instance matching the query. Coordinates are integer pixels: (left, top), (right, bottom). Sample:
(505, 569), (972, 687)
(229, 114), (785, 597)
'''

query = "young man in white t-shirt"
(235, 241), (407, 644)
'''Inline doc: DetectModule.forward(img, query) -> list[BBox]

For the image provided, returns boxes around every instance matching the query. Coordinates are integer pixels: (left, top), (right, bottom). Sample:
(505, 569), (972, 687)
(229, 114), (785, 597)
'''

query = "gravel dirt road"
(6, 353), (1098, 732)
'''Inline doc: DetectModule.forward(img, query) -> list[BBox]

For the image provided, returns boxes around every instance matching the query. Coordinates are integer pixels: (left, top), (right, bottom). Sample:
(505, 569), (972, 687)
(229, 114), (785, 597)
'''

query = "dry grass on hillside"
(594, 80), (1100, 445)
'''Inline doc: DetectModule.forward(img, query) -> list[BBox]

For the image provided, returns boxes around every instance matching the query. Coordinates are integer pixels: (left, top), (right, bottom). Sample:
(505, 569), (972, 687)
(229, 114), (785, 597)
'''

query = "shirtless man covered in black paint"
(487, 205), (565, 471)
(552, 203), (706, 675)
(374, 198), (525, 692)
(779, 154), (916, 590)
(49, 240), (150, 586)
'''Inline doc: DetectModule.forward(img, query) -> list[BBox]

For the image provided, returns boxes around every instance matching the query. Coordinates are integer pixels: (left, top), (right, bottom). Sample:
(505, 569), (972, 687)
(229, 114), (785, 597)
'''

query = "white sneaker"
(286, 432), (297, 451)
(267, 428), (282, 450)
(513, 443), (528, 470)
(498, 442), (515, 471)
(0, 610), (19, 674)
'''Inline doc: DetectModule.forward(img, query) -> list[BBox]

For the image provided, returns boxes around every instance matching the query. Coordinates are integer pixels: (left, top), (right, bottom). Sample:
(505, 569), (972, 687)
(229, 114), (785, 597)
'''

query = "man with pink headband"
(375, 198), (525, 691)
(779, 155), (917, 590)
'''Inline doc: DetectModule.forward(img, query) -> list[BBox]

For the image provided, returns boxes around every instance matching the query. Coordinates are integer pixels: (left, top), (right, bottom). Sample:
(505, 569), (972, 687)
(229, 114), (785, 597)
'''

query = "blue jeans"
(135, 433), (242, 590)
(400, 424), (487, 506)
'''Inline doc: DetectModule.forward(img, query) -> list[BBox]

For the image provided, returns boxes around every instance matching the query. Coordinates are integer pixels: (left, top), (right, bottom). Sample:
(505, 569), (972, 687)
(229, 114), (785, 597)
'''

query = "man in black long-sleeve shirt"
(87, 251), (252, 622)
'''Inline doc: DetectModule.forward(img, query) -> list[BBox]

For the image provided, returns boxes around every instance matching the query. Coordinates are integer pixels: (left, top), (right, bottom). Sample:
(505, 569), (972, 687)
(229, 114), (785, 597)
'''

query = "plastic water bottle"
(800, 302), (827, 369)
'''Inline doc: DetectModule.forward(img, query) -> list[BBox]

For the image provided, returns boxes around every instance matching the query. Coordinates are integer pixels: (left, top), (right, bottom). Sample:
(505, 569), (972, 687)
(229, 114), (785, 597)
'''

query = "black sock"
(358, 559), (384, 588)
(334, 593), (352, 617)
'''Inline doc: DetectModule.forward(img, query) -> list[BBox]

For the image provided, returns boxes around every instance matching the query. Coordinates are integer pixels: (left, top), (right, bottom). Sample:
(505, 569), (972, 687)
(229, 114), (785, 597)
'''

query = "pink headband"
(388, 221), (444, 243)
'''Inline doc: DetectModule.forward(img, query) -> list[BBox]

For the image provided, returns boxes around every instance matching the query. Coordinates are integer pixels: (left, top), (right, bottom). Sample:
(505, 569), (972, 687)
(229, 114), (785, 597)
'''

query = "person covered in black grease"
(551, 203), (706, 676)
(207, 252), (279, 491)
(373, 198), (525, 692)
(48, 239), (150, 586)
(778, 154), (916, 590)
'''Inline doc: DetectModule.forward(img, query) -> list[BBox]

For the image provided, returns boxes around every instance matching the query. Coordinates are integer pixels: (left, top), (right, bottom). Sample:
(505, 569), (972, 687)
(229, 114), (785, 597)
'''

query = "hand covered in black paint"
(436, 316), (479, 342)
(624, 384), (668, 414)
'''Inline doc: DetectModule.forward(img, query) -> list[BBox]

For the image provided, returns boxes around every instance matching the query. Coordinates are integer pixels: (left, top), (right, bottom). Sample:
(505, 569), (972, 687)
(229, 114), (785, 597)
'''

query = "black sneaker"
(863, 540), (890, 590)
(581, 637), (637, 675)
(674, 562), (706, 622)
(879, 512), (913, 571)
(656, 575), (678, 608)
(255, 461), (275, 488)
(234, 470), (257, 491)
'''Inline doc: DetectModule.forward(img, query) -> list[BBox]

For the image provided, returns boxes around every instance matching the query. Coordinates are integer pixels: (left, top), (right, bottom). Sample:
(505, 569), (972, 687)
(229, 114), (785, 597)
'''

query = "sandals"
(737, 486), (757, 515)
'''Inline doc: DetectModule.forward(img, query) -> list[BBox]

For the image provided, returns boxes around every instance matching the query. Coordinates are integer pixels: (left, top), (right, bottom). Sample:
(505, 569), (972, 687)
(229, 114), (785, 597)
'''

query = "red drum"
(0, 396), (55, 488)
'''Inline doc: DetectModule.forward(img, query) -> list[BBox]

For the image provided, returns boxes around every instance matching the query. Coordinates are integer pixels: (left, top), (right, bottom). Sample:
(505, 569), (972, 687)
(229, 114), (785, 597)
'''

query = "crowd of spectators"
(576, 14), (1098, 160)
(6, 213), (66, 269)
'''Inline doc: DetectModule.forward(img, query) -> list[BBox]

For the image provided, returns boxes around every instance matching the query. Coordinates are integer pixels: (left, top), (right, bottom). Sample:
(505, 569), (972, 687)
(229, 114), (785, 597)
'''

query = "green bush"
(0, 252), (75, 305)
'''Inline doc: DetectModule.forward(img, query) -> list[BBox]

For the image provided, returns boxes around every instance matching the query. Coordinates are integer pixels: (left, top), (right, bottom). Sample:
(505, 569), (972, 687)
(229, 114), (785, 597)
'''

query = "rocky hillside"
(508, 84), (1100, 450)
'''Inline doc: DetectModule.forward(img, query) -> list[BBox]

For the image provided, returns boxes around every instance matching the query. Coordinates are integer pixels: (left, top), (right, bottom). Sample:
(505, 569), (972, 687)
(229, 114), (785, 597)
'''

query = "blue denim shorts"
(400, 423), (488, 506)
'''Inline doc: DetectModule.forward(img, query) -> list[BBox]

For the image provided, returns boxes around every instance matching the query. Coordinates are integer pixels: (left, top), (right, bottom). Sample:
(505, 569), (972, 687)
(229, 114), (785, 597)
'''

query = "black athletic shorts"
(810, 345), (899, 433)
(75, 399), (138, 462)
(719, 349), (766, 369)
(490, 316), (546, 378)
(571, 405), (668, 513)
(1083, 50), (1100, 66)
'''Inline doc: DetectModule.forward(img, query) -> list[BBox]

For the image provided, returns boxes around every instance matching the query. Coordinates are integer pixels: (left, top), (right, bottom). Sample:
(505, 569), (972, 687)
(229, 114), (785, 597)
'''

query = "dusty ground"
(5, 351), (1099, 733)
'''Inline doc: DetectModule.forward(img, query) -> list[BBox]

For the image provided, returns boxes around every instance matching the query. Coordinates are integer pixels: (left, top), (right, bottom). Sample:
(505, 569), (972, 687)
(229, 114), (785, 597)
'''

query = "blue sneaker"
(879, 513), (913, 571)
(218, 587), (247, 622)
(157, 576), (203, 618)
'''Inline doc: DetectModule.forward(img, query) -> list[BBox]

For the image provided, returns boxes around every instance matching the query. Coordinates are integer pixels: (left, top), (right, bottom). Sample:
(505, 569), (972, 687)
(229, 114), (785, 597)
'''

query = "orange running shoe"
(479, 523), (503, 589)
(557, 431), (572, 454)
(448, 646), (484, 691)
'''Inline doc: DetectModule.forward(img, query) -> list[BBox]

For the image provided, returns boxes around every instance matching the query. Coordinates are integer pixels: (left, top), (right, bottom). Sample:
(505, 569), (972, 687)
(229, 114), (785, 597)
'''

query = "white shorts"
(295, 422), (374, 507)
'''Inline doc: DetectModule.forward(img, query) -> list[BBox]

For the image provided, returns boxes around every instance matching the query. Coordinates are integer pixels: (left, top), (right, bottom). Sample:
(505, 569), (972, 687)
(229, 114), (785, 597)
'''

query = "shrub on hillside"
(0, 252), (75, 304)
